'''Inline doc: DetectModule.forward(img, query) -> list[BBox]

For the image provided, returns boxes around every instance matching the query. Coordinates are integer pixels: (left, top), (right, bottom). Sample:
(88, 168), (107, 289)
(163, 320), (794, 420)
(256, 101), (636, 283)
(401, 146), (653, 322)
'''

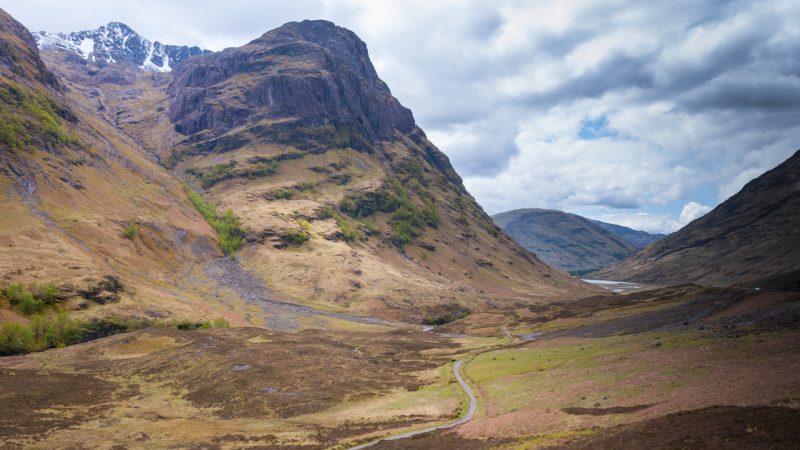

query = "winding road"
(348, 359), (477, 449)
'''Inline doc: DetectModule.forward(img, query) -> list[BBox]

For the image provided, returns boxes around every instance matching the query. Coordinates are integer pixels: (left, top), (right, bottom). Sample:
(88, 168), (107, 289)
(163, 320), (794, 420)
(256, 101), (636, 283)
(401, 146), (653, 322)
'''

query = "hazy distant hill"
(492, 209), (661, 273)
(598, 150), (800, 285)
(589, 220), (665, 249)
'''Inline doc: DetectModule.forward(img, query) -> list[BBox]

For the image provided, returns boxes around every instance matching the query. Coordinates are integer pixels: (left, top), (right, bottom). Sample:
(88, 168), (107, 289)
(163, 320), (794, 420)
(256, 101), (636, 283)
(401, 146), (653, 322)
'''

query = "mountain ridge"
(598, 150), (800, 284)
(34, 21), (208, 72)
(8, 15), (600, 327)
(492, 208), (662, 273)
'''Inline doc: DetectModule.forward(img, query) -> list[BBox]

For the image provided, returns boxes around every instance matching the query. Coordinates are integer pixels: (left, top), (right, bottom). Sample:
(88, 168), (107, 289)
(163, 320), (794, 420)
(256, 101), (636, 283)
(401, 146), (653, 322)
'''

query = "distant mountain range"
(492, 209), (663, 274)
(598, 150), (800, 285)
(33, 22), (208, 72)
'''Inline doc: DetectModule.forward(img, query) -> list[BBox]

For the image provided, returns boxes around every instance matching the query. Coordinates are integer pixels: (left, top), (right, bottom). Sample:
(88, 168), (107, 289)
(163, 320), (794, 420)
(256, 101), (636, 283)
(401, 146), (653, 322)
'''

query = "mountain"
(589, 220), (665, 249)
(160, 20), (597, 321)
(492, 209), (643, 273)
(0, 8), (226, 324)
(7, 15), (599, 326)
(34, 22), (208, 72)
(598, 150), (800, 285)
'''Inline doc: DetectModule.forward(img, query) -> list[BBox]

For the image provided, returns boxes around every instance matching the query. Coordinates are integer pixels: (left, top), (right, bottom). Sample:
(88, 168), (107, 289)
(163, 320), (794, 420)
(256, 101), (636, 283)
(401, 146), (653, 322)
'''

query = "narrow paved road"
(348, 359), (477, 449)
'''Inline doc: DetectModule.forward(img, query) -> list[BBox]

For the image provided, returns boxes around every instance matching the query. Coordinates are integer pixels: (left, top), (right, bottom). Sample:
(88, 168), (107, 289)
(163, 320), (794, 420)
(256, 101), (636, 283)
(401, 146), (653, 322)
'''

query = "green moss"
(184, 185), (244, 255)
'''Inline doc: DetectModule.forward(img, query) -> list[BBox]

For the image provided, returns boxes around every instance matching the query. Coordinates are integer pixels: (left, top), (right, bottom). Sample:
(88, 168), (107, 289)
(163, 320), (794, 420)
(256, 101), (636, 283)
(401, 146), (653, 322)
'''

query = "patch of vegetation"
(283, 229), (310, 246)
(329, 173), (352, 185)
(0, 79), (79, 152)
(422, 310), (470, 326)
(266, 188), (296, 201)
(482, 222), (499, 237)
(188, 159), (279, 188)
(569, 269), (599, 277)
(336, 214), (360, 242)
(0, 313), (151, 356)
(4, 283), (58, 315)
(339, 178), (439, 248)
(316, 205), (336, 220)
(175, 317), (230, 331)
(122, 219), (139, 240)
(184, 185), (244, 255)
(296, 181), (315, 192)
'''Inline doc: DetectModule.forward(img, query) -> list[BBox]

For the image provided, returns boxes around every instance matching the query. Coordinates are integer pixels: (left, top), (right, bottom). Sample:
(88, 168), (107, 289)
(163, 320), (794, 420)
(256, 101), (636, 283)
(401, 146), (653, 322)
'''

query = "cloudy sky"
(5, 0), (799, 233)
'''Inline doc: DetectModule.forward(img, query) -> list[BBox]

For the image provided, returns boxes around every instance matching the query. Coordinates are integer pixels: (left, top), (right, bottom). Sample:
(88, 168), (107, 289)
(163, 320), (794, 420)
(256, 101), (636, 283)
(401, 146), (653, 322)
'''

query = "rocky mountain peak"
(168, 19), (414, 141)
(34, 21), (209, 72)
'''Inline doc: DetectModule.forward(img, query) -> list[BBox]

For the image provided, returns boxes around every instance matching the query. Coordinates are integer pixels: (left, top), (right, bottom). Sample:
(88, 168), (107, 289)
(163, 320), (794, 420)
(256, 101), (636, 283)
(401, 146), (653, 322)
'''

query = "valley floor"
(1, 282), (799, 449)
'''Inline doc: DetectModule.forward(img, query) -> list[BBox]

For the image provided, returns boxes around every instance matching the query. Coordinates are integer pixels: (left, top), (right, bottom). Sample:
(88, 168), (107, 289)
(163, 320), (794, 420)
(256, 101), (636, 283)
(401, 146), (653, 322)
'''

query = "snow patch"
(78, 38), (94, 59)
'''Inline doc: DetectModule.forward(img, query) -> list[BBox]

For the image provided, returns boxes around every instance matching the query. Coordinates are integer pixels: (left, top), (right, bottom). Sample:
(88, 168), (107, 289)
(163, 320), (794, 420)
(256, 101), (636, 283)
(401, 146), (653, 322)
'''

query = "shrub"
(176, 317), (230, 331)
(122, 219), (139, 240)
(0, 312), (87, 355)
(336, 215), (359, 243)
(5, 283), (58, 315)
(283, 228), (310, 246)
(185, 185), (245, 256)
(317, 205), (335, 220)
(296, 181), (315, 192)
(267, 188), (295, 200)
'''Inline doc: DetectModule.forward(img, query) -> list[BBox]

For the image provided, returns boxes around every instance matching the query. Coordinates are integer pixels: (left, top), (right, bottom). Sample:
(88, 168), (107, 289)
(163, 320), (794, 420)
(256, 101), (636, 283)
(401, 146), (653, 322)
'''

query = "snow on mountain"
(33, 22), (208, 72)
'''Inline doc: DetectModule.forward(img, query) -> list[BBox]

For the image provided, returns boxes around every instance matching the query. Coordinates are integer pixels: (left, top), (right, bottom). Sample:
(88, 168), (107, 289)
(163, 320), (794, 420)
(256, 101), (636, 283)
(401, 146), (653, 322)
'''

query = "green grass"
(184, 185), (244, 255)
(0, 79), (79, 151)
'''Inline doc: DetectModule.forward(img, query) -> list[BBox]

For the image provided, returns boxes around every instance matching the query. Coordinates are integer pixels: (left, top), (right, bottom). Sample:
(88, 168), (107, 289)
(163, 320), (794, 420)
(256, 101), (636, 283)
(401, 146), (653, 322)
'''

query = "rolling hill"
(492, 208), (662, 273)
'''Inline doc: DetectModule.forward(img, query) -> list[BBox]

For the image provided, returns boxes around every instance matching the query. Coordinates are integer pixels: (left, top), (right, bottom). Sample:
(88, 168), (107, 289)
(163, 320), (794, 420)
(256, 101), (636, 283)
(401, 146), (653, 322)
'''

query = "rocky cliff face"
(598, 150), (800, 285)
(34, 22), (208, 72)
(169, 20), (414, 141)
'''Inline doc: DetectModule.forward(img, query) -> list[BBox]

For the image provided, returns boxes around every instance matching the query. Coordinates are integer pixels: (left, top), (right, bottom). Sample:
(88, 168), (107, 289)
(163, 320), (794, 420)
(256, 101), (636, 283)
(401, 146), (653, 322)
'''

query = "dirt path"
(348, 359), (477, 449)
(204, 257), (398, 331)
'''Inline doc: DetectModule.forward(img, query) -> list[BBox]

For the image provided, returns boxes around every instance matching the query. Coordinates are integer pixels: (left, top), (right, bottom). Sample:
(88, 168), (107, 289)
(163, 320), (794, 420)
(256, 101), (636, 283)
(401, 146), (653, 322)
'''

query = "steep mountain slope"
(492, 209), (639, 273)
(589, 220), (664, 249)
(162, 20), (597, 321)
(0, 8), (233, 324)
(598, 150), (800, 285)
(34, 22), (208, 72)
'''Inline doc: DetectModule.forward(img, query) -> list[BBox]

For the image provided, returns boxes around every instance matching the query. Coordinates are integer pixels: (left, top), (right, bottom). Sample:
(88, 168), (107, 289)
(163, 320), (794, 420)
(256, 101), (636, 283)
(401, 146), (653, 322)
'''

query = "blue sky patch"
(578, 116), (617, 140)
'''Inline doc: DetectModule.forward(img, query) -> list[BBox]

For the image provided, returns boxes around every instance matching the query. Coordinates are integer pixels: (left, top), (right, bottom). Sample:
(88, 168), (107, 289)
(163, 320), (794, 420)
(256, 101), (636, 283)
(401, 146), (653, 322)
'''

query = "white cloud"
(594, 201), (712, 234)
